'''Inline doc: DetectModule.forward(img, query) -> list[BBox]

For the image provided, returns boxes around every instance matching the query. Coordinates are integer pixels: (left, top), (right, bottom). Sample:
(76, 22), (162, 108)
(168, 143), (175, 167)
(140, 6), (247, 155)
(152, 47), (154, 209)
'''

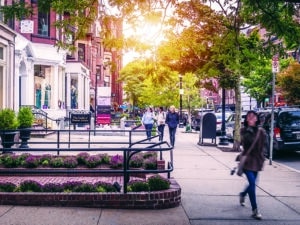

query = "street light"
(179, 74), (184, 128)
(94, 66), (101, 132)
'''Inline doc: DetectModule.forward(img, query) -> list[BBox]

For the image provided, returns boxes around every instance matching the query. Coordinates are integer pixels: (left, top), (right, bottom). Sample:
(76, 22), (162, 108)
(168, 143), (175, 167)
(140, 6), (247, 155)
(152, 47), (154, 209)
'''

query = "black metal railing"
(0, 128), (173, 193)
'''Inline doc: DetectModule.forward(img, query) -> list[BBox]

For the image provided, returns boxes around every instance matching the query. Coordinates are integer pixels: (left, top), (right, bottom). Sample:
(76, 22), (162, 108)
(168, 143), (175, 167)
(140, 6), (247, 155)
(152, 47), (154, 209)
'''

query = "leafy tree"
(277, 61), (300, 105)
(1, 0), (99, 50)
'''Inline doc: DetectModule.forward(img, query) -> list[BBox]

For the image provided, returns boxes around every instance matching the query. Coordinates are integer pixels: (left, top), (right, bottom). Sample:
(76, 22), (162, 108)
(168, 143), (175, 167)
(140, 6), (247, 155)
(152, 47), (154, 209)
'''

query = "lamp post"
(218, 87), (229, 145)
(179, 74), (184, 128)
(94, 66), (101, 132)
(269, 55), (279, 165)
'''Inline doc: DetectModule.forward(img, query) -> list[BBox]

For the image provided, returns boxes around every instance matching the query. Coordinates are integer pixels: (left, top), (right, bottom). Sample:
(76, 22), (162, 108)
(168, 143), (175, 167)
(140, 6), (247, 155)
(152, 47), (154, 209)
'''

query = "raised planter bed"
(0, 178), (181, 209)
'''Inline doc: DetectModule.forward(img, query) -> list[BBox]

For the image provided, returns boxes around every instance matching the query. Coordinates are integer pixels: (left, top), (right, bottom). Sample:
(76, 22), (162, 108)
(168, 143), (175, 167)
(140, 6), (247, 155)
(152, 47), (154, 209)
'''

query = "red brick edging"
(0, 179), (181, 209)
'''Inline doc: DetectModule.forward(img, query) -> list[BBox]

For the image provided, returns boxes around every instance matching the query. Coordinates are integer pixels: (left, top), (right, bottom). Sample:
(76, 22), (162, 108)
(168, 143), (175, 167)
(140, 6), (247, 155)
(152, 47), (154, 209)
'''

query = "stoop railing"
(0, 127), (173, 193)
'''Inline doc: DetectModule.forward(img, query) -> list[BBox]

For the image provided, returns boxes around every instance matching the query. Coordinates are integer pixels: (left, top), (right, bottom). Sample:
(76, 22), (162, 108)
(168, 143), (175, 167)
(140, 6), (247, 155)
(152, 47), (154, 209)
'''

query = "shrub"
(76, 152), (90, 165)
(72, 183), (96, 192)
(24, 155), (40, 168)
(99, 153), (110, 164)
(94, 181), (118, 192)
(127, 180), (149, 192)
(110, 154), (123, 168)
(40, 154), (53, 162)
(62, 181), (84, 192)
(147, 175), (170, 191)
(49, 157), (64, 168)
(42, 183), (64, 192)
(129, 153), (144, 168)
(1, 154), (19, 168)
(143, 151), (157, 159)
(40, 154), (53, 167)
(63, 156), (78, 168)
(17, 106), (34, 128)
(0, 182), (16, 192)
(143, 156), (157, 170)
(0, 108), (18, 130)
(85, 155), (101, 168)
(16, 153), (31, 166)
(19, 180), (42, 192)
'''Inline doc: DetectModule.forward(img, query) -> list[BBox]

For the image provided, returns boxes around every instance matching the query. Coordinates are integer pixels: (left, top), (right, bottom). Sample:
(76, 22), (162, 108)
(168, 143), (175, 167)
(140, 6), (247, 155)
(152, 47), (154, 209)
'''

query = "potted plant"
(17, 106), (34, 148)
(0, 108), (19, 151)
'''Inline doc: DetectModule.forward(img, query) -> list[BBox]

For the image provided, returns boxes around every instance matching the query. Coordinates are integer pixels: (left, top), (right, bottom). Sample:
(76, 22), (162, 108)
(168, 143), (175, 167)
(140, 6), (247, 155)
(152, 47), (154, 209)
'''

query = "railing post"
(123, 149), (128, 193)
(57, 130), (60, 155)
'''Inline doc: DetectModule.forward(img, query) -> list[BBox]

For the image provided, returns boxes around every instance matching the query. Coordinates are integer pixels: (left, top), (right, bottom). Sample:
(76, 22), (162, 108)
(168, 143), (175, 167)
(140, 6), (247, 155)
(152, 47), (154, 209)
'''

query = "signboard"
(97, 96), (111, 105)
(70, 113), (91, 124)
(272, 55), (279, 73)
(20, 20), (34, 34)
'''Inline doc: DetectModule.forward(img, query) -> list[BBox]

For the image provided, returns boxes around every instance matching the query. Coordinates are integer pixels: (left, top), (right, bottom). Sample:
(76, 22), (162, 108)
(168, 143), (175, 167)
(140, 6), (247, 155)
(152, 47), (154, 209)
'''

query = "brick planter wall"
(0, 179), (181, 209)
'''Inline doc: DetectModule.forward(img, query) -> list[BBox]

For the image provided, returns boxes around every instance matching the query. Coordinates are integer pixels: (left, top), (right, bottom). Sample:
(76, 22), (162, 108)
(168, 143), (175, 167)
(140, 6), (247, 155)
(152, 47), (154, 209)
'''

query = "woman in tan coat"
(239, 110), (266, 220)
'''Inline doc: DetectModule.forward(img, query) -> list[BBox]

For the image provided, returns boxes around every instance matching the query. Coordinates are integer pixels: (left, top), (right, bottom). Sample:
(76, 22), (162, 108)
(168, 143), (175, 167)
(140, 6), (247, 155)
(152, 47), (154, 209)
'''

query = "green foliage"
(277, 61), (300, 104)
(0, 108), (18, 130)
(127, 180), (149, 192)
(17, 107), (34, 128)
(0, 154), (19, 168)
(19, 180), (42, 192)
(49, 157), (64, 168)
(0, 182), (16, 192)
(143, 156), (157, 170)
(0, 1), (32, 22)
(147, 175), (170, 191)
(129, 153), (144, 168)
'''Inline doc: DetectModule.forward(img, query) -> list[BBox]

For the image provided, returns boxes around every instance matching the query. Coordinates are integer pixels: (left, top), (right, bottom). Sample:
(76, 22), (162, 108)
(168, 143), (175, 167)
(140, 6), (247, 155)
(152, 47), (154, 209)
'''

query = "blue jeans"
(144, 124), (153, 140)
(157, 124), (165, 141)
(241, 170), (258, 210)
(168, 126), (177, 146)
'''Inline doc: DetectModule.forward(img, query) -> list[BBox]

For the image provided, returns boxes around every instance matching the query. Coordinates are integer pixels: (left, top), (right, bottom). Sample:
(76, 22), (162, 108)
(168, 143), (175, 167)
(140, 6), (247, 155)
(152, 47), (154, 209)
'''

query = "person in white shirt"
(156, 107), (166, 141)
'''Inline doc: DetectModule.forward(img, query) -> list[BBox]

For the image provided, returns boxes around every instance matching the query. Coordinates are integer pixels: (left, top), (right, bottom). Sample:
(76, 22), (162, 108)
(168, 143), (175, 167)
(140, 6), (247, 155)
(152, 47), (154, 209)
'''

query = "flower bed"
(0, 151), (158, 169)
(0, 152), (180, 209)
(0, 178), (181, 209)
(0, 174), (170, 193)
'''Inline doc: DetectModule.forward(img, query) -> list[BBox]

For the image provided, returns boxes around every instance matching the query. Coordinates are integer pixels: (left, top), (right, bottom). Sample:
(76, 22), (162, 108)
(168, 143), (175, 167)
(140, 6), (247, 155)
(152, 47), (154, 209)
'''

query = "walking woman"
(156, 107), (166, 141)
(165, 105), (179, 146)
(141, 107), (155, 140)
(239, 110), (266, 220)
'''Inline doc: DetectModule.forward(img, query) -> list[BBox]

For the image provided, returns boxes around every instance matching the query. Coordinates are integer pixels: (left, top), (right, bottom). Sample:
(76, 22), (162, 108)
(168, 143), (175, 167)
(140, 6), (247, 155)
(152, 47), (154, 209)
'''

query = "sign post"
(269, 55), (279, 165)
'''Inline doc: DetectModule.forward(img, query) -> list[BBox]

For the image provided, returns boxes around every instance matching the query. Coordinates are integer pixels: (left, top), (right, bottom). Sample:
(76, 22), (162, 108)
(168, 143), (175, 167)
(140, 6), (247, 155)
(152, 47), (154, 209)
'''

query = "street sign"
(272, 55), (279, 73)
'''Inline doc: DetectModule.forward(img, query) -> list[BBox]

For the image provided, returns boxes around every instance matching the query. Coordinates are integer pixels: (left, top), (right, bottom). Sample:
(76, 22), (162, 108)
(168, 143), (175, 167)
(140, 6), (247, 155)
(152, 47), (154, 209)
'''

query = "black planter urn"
(1, 131), (17, 152)
(19, 128), (31, 148)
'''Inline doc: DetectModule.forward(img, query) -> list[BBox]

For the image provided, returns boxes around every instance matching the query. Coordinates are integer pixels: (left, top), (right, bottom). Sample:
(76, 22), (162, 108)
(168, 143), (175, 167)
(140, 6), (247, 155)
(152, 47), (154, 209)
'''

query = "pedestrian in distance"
(141, 107), (155, 140)
(165, 105), (179, 146)
(239, 110), (267, 220)
(156, 107), (166, 141)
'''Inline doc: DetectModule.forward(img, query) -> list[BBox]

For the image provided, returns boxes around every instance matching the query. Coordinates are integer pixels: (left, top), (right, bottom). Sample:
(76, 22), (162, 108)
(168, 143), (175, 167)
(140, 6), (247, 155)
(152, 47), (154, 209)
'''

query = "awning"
(31, 43), (66, 65)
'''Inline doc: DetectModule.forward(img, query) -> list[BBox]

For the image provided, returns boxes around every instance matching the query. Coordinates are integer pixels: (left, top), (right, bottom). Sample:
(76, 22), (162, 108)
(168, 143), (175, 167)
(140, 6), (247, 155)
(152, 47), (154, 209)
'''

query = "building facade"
(0, 0), (123, 127)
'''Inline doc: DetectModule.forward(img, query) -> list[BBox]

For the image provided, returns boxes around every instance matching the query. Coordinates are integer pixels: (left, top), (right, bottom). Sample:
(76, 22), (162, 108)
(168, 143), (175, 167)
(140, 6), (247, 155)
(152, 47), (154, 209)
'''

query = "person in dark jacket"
(239, 110), (266, 220)
(165, 105), (179, 146)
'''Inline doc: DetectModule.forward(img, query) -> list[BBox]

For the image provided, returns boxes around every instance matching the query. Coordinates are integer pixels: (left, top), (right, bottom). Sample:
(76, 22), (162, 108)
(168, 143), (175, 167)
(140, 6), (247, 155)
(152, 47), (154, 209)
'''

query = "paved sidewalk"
(0, 128), (299, 225)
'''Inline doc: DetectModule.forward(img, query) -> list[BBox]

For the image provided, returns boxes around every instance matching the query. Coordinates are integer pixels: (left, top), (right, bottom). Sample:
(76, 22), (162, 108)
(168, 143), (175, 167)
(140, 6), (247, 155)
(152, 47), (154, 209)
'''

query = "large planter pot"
(19, 128), (31, 148)
(1, 131), (17, 152)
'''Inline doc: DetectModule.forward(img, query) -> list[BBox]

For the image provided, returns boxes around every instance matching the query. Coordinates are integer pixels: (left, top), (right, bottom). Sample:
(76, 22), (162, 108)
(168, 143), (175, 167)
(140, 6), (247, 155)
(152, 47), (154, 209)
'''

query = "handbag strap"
(243, 127), (262, 156)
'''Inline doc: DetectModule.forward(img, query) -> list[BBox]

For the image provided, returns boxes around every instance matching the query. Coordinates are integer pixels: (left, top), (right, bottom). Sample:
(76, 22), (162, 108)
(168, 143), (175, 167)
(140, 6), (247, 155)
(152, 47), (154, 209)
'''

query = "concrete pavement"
(0, 128), (299, 225)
